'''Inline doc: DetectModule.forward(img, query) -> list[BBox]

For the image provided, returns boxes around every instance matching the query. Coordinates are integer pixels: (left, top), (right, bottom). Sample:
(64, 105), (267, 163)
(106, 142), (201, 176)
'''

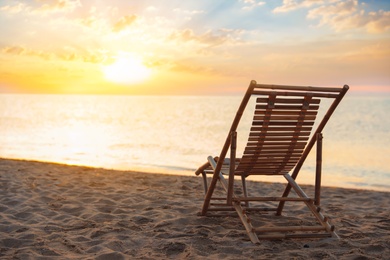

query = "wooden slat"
(239, 158), (297, 163)
(255, 233), (331, 239)
(247, 141), (307, 146)
(238, 164), (293, 168)
(237, 167), (295, 173)
(252, 121), (314, 126)
(253, 83), (343, 93)
(244, 145), (305, 149)
(236, 197), (311, 202)
(237, 167), (287, 172)
(239, 158), (299, 164)
(244, 207), (278, 212)
(253, 115), (316, 121)
(249, 132), (311, 137)
(250, 126), (313, 132)
(253, 90), (340, 98)
(236, 171), (288, 175)
(242, 152), (303, 156)
(242, 154), (301, 159)
(207, 207), (235, 211)
(238, 163), (296, 168)
(238, 165), (296, 170)
(244, 149), (305, 154)
(255, 225), (326, 233)
(256, 98), (321, 104)
(256, 104), (319, 110)
(248, 137), (309, 142)
(254, 110), (318, 116)
(232, 202), (260, 243)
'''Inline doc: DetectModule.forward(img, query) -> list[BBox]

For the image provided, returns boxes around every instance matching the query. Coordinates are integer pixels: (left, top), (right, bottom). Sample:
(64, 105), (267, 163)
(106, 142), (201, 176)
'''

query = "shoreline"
(1, 158), (389, 259)
(2, 157), (389, 193)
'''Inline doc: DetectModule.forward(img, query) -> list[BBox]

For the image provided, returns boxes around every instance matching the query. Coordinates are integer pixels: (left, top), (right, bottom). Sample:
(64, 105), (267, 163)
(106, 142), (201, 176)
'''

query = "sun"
(102, 54), (151, 85)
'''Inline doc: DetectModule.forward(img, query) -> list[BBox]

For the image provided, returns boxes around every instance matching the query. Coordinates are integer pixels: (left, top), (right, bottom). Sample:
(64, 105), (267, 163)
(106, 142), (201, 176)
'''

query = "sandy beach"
(0, 158), (389, 259)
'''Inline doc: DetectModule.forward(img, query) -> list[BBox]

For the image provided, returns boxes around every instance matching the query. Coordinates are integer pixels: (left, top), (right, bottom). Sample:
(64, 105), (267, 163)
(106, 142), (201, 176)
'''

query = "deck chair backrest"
(207, 82), (349, 182)
(230, 82), (349, 180)
(235, 92), (320, 176)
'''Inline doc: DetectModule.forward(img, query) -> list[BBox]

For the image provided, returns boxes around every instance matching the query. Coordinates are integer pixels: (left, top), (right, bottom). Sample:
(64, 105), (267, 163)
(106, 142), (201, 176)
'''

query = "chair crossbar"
(235, 197), (312, 202)
(253, 83), (344, 93)
(257, 233), (332, 240)
(253, 90), (340, 98)
(255, 225), (326, 233)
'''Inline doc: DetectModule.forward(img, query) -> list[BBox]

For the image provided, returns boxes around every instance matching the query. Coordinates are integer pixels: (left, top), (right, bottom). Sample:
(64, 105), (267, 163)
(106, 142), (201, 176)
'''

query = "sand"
(0, 158), (389, 259)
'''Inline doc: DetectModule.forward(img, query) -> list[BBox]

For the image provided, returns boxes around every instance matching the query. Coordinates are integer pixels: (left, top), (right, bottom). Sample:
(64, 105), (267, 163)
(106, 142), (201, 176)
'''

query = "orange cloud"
(35, 0), (81, 13)
(112, 15), (137, 32)
(168, 28), (242, 47)
(308, 0), (390, 33)
(1, 45), (105, 64)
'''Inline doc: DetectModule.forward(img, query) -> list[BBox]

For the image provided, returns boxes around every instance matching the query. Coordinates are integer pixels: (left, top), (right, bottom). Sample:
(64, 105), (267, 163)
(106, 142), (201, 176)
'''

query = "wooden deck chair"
(195, 80), (349, 243)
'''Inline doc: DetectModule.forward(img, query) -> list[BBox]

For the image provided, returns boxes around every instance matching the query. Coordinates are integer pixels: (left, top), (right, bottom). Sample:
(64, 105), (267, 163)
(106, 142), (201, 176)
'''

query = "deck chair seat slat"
(238, 160), (298, 165)
(244, 150), (305, 154)
(243, 152), (303, 157)
(251, 127), (313, 131)
(238, 160), (297, 165)
(252, 121), (315, 126)
(247, 141), (307, 146)
(245, 144), (306, 148)
(256, 105), (320, 110)
(256, 97), (321, 104)
(238, 161), (295, 166)
(246, 142), (307, 147)
(253, 90), (340, 98)
(255, 110), (318, 116)
(253, 83), (344, 92)
(249, 132), (311, 137)
(253, 115), (317, 121)
(248, 137), (309, 142)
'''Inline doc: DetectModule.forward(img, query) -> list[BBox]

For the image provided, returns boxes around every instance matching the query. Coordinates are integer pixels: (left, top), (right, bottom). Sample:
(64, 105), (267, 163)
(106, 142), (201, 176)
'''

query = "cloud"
(35, 0), (81, 13)
(173, 8), (204, 16)
(307, 0), (357, 22)
(1, 45), (105, 63)
(273, 0), (324, 13)
(145, 6), (157, 12)
(2, 45), (53, 59)
(308, 0), (390, 33)
(168, 28), (242, 47)
(240, 0), (266, 11)
(0, 0), (81, 16)
(365, 10), (390, 33)
(271, 0), (389, 33)
(2, 46), (25, 55)
(112, 15), (137, 32)
(0, 1), (29, 14)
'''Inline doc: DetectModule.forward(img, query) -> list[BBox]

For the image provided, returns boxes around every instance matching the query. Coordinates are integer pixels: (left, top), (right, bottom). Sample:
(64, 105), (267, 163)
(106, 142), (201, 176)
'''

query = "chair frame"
(195, 80), (349, 243)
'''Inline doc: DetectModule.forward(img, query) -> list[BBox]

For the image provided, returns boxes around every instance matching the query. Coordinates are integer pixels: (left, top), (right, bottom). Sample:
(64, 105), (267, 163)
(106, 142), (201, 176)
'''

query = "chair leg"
(241, 176), (249, 207)
(201, 172), (208, 194)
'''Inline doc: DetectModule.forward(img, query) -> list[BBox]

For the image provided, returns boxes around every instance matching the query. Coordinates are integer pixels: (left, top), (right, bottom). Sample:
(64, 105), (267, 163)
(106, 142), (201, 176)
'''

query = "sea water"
(0, 94), (389, 192)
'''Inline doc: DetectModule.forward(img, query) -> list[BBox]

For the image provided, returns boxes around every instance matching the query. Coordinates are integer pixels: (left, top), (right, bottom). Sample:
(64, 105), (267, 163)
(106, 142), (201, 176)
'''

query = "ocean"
(1, 94), (389, 192)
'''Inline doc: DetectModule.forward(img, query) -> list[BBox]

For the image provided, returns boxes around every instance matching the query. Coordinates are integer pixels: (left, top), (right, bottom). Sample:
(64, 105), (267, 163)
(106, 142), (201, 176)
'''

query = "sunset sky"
(0, 0), (389, 95)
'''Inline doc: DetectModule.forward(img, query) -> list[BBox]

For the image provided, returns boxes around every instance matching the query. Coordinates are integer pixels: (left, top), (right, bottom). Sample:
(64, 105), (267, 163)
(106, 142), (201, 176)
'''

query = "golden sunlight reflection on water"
(0, 94), (389, 192)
